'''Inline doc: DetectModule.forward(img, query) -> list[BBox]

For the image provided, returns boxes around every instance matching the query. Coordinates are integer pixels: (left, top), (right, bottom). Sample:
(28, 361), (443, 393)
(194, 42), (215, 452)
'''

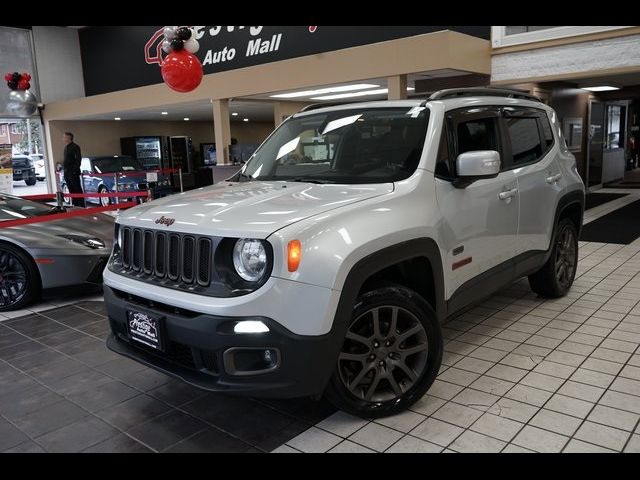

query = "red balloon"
(4, 73), (12, 82)
(160, 50), (203, 93)
(22, 72), (31, 82)
(17, 79), (29, 91)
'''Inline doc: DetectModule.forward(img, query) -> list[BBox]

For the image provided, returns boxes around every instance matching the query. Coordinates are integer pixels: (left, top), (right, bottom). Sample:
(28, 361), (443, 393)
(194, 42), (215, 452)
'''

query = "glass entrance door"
(587, 100), (605, 190)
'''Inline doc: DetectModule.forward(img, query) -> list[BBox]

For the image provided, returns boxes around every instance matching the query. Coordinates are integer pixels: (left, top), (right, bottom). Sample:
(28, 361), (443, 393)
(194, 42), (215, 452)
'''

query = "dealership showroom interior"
(3, 24), (640, 455)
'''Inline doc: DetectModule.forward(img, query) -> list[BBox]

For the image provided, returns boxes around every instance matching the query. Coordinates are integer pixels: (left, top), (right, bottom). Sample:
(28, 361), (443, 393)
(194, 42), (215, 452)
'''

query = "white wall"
(32, 26), (85, 103)
(492, 34), (640, 83)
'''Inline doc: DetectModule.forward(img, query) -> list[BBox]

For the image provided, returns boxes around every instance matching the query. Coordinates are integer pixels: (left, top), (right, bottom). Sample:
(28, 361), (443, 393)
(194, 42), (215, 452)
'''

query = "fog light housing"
(223, 347), (280, 376)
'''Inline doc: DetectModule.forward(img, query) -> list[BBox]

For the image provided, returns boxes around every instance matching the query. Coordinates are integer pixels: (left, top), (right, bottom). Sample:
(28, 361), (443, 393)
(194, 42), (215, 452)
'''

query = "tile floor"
(2, 189), (640, 453)
(277, 190), (640, 453)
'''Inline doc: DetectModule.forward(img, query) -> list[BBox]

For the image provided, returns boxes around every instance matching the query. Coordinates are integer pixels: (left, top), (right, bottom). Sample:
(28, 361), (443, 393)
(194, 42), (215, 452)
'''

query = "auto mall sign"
(80, 26), (488, 96)
(146, 26), (318, 67)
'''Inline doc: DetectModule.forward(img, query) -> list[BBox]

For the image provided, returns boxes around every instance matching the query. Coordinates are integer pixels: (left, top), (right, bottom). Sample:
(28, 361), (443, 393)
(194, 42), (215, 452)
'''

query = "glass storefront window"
(606, 105), (623, 150)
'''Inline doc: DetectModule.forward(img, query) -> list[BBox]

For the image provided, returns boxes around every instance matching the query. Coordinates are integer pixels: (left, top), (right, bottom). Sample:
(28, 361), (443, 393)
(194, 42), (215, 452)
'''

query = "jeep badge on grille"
(155, 216), (176, 227)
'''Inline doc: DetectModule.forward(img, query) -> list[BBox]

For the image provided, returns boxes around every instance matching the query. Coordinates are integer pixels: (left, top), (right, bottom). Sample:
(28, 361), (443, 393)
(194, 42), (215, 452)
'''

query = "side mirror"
(454, 150), (501, 188)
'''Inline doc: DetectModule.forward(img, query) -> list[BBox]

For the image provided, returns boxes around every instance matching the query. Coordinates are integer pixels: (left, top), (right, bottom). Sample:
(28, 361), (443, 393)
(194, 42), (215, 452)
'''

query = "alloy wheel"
(0, 250), (28, 308)
(338, 305), (429, 404)
(555, 225), (577, 290)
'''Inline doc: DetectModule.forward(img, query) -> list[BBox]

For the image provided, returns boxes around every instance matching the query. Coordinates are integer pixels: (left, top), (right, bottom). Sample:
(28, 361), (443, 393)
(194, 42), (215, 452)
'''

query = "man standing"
(62, 132), (84, 207)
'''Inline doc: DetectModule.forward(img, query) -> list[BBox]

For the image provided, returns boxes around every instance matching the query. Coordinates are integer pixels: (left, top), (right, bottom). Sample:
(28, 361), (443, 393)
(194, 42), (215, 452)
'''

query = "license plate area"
(127, 310), (165, 351)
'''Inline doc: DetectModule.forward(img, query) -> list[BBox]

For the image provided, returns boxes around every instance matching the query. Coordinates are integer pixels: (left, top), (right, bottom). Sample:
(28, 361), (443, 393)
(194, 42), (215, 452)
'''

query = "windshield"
(238, 106), (429, 184)
(92, 156), (142, 174)
(0, 195), (54, 222)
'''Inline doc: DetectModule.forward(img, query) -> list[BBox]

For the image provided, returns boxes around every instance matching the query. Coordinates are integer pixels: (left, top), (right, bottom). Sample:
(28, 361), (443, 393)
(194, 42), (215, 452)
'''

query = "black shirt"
(63, 142), (82, 176)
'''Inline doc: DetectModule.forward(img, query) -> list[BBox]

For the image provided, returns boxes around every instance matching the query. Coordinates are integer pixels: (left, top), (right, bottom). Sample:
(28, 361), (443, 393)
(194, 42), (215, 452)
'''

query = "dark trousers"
(64, 173), (85, 207)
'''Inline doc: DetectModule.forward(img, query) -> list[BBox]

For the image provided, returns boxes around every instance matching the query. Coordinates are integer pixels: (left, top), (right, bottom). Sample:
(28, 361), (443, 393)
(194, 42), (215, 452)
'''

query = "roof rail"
(297, 102), (349, 113)
(428, 87), (542, 103)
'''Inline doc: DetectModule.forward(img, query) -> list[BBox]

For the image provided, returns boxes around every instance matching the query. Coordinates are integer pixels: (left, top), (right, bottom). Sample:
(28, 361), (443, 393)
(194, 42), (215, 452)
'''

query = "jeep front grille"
(119, 227), (213, 287)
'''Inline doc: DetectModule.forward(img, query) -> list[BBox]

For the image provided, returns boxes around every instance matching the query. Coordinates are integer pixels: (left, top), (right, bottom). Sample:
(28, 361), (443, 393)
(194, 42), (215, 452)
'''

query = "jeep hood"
(118, 181), (393, 238)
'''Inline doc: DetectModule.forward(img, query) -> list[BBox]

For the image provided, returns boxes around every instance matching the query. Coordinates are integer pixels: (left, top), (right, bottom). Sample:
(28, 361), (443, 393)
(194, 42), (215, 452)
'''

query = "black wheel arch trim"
(553, 189), (585, 239)
(333, 238), (446, 329)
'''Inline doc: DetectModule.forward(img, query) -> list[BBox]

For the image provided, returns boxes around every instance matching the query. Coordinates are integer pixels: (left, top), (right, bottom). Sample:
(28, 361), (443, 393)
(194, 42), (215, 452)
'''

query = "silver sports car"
(0, 193), (114, 311)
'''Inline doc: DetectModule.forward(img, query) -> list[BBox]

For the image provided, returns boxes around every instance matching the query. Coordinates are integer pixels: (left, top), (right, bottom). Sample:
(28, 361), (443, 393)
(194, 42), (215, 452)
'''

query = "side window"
(505, 116), (543, 165)
(456, 118), (499, 155)
(537, 112), (554, 150)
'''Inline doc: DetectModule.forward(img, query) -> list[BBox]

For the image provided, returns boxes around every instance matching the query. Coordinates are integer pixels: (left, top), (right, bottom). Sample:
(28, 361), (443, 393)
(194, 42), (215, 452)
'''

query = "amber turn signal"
(288, 240), (302, 272)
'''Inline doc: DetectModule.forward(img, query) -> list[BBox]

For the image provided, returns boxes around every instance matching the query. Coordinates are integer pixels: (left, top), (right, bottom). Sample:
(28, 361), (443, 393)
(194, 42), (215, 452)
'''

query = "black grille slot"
(200, 350), (218, 374)
(122, 228), (131, 267)
(143, 231), (154, 274)
(132, 229), (142, 271)
(168, 234), (180, 280)
(155, 233), (166, 277)
(182, 236), (195, 284)
(197, 238), (212, 286)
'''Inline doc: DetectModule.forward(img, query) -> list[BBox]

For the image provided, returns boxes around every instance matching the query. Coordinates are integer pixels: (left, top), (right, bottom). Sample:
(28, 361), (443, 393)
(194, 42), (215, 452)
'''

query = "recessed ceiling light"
(310, 86), (416, 101)
(161, 112), (168, 115)
(231, 112), (239, 116)
(311, 89), (390, 101)
(243, 118), (249, 122)
(114, 117), (121, 121)
(271, 84), (380, 99)
(183, 117), (190, 121)
(582, 86), (620, 92)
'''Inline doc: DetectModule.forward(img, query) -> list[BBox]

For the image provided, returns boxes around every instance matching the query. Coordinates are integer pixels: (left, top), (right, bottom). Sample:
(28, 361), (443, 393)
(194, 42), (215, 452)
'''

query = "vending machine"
(120, 137), (169, 170)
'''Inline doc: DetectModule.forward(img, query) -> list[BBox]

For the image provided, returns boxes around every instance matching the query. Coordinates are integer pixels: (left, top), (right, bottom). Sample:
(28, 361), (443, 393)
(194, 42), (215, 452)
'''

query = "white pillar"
(212, 99), (231, 166)
(388, 74), (408, 100)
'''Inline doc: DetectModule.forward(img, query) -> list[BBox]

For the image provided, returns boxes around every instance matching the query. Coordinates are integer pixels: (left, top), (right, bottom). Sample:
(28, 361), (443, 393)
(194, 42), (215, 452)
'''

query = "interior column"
(212, 99), (231, 165)
(273, 101), (310, 127)
(388, 74), (408, 100)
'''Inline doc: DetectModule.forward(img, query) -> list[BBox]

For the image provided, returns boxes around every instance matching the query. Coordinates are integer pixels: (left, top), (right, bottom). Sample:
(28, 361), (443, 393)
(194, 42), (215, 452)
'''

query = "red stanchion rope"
(0, 202), (138, 229)
(22, 191), (149, 201)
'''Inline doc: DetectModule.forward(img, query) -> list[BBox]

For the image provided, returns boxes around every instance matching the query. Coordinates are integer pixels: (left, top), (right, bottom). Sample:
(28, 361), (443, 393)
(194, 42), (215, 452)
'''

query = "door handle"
(546, 173), (562, 184)
(498, 188), (518, 201)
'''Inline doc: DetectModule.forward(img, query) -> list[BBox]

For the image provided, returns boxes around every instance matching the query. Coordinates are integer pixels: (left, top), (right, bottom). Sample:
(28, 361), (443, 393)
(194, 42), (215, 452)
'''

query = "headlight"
(58, 234), (105, 249)
(232, 239), (267, 282)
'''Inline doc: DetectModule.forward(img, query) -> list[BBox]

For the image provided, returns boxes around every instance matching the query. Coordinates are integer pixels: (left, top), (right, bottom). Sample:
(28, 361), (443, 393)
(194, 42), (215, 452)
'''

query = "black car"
(12, 155), (37, 186)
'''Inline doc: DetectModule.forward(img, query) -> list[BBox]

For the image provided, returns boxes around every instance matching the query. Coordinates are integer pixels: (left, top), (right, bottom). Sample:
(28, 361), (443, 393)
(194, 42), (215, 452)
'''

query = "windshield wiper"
(236, 172), (253, 182)
(290, 178), (335, 185)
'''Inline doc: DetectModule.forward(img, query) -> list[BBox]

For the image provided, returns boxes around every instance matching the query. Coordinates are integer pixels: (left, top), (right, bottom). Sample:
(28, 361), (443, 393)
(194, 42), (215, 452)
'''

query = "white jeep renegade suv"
(104, 88), (585, 418)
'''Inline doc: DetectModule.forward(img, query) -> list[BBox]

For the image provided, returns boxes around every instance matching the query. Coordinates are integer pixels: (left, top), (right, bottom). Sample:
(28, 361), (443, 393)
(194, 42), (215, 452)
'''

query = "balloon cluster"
(161, 26), (200, 55)
(159, 26), (203, 93)
(4, 72), (31, 91)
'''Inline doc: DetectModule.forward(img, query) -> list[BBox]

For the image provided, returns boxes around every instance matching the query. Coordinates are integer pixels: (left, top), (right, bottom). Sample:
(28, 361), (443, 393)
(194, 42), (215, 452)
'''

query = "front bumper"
(13, 168), (35, 181)
(104, 285), (343, 398)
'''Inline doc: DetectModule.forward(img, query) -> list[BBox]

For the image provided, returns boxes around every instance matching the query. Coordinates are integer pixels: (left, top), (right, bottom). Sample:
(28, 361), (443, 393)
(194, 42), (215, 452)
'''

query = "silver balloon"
(184, 38), (200, 54)
(163, 26), (177, 39)
(161, 39), (173, 53)
(6, 89), (39, 117)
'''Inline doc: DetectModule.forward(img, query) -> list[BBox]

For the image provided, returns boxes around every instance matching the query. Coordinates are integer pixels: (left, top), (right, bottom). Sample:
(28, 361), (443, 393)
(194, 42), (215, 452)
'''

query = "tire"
(0, 243), (41, 312)
(25, 177), (36, 186)
(324, 285), (443, 418)
(528, 218), (579, 298)
(98, 186), (112, 207)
